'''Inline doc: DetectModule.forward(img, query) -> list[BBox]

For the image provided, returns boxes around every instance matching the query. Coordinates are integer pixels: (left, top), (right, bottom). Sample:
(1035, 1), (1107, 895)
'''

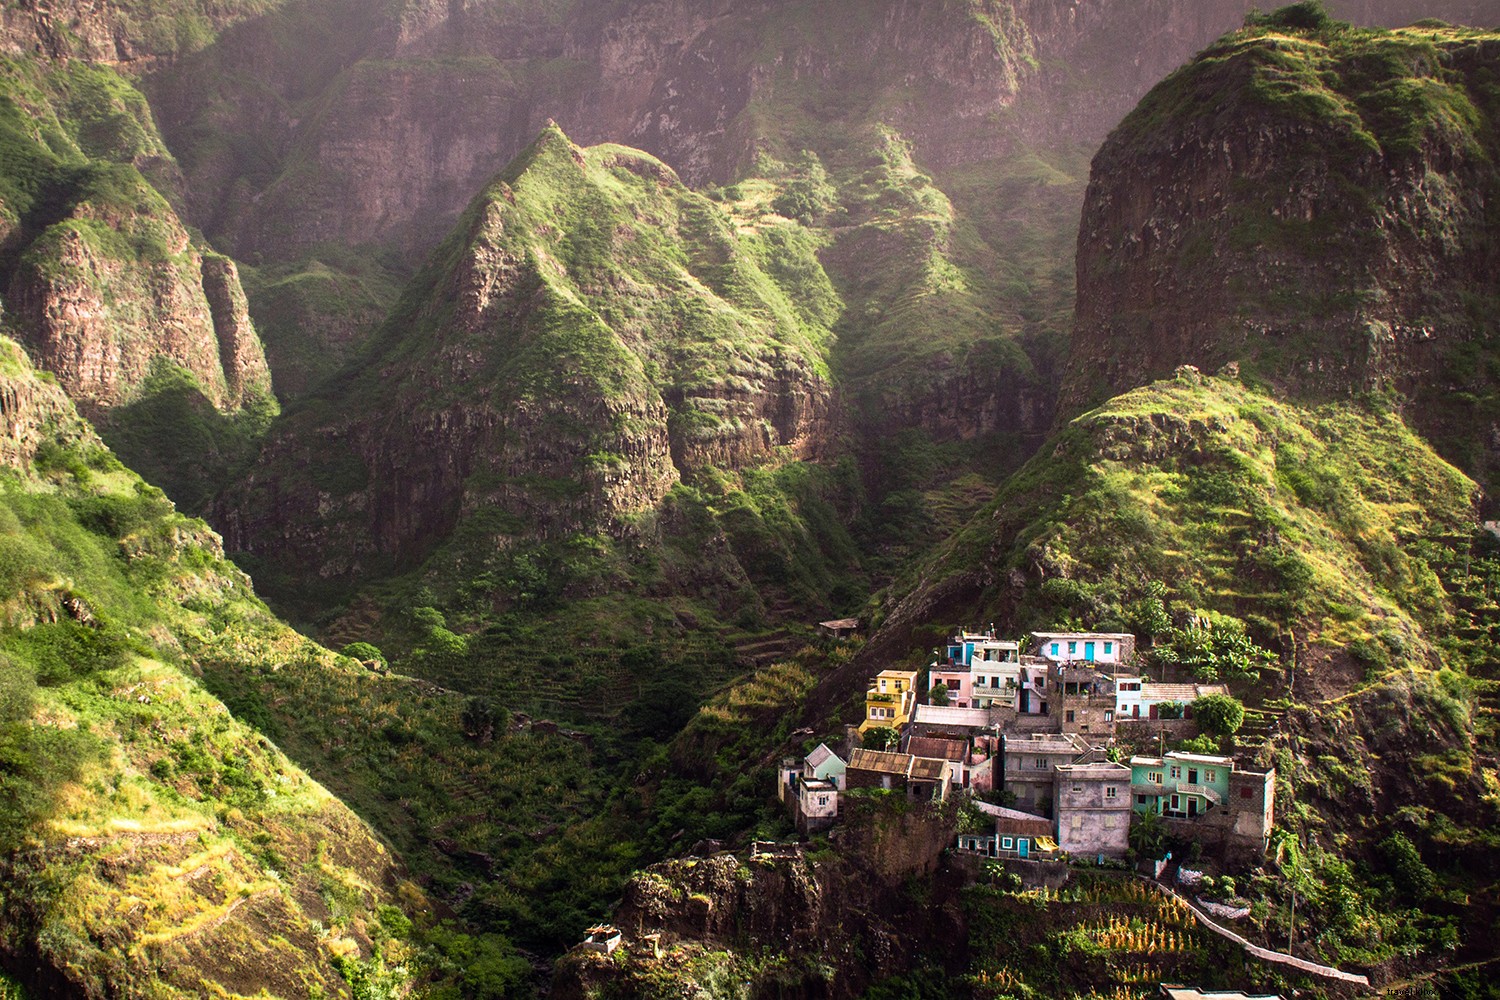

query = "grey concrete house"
(1053, 760), (1133, 857)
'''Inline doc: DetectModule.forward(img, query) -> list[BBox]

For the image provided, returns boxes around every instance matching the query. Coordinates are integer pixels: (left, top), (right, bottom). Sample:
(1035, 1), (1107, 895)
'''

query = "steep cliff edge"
(1063, 15), (1500, 493)
(553, 796), (967, 1000)
(0, 56), (276, 509)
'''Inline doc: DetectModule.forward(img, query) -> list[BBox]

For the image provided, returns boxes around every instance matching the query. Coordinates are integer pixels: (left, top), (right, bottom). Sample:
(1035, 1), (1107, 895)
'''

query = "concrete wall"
(1115, 718), (1200, 743)
(1053, 765), (1132, 857)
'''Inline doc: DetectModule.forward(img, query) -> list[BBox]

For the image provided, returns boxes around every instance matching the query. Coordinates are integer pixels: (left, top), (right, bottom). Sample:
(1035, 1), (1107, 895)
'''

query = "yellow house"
(861, 669), (919, 733)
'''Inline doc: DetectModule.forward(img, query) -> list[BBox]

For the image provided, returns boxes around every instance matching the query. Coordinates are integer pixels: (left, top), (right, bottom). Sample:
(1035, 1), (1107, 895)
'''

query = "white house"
(1113, 678), (1229, 720)
(1030, 632), (1136, 667)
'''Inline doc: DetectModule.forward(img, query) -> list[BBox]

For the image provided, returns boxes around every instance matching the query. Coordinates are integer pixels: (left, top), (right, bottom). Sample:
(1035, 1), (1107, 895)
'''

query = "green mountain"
(220, 124), (861, 637)
(1065, 12), (1500, 494)
(1, 1), (1499, 997)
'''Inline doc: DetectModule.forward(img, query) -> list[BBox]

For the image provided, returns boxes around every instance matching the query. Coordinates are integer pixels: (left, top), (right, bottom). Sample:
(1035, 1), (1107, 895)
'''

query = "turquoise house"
(1129, 751), (1233, 818)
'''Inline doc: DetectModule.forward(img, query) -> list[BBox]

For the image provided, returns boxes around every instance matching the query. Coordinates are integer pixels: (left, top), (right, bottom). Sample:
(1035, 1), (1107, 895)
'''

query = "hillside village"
(779, 628), (1276, 865)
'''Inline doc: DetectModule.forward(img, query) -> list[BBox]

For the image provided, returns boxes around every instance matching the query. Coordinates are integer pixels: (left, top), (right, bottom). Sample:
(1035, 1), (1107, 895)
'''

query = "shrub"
(1245, 1), (1342, 31)
(1191, 693), (1245, 736)
(343, 642), (387, 667)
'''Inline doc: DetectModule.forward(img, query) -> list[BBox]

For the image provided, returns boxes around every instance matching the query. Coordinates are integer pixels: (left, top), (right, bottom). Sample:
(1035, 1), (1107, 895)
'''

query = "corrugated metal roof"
(849, 748), (911, 774)
(913, 705), (992, 727)
(805, 743), (841, 769)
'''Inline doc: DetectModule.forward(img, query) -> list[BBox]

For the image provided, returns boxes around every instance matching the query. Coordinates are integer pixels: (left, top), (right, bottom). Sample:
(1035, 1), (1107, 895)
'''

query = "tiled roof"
(908, 757), (947, 781)
(907, 737), (966, 761)
(1141, 682), (1229, 702)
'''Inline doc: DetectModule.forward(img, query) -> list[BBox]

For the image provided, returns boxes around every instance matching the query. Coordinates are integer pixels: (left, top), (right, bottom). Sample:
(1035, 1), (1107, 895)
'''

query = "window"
(1071, 784), (1083, 793)
(1104, 710), (1114, 722)
(1050, 643), (1059, 656)
(1034, 758), (1044, 769)
(1002, 837), (1013, 850)
(1240, 787), (1253, 799)
(1136, 794), (1147, 804)
(1170, 766), (1182, 779)
(818, 796), (828, 806)
(1105, 786), (1117, 799)
(1068, 641), (1077, 654)
(1104, 642), (1113, 654)
(1148, 771), (1162, 783)
(1065, 710), (1076, 723)
(1206, 769), (1217, 782)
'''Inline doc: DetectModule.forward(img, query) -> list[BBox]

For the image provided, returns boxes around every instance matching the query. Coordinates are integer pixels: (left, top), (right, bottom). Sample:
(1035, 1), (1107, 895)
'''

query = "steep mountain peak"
(1062, 17), (1500, 491)
(222, 129), (839, 589)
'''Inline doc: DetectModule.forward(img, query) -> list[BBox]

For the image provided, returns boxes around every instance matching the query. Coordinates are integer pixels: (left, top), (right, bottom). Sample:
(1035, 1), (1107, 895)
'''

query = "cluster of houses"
(780, 628), (1275, 863)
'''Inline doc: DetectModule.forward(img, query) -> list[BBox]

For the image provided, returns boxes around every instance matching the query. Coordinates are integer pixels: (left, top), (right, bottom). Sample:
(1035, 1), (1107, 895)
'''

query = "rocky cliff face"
(1062, 19), (1500, 491)
(221, 125), (837, 581)
(554, 799), (965, 1000)
(8, 200), (272, 417)
(0, 57), (273, 424)
(0, 0), (281, 64)
(152, 0), (1483, 258)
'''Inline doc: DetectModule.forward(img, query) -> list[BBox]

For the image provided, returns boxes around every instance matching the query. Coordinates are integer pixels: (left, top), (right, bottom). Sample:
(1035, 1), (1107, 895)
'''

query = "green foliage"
(1151, 611), (1278, 682)
(1244, 1), (1343, 32)
(863, 726), (900, 751)
(1129, 810), (1167, 858)
(418, 924), (531, 1000)
(1174, 735), (1221, 755)
(929, 681), (949, 706)
(1190, 693), (1245, 736)
(343, 641), (387, 666)
(100, 359), (278, 514)
(770, 150), (836, 222)
(1378, 832), (1435, 901)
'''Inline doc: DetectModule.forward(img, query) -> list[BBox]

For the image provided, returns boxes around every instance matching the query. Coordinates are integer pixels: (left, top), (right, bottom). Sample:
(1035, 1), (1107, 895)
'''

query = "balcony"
(1139, 782), (1223, 807)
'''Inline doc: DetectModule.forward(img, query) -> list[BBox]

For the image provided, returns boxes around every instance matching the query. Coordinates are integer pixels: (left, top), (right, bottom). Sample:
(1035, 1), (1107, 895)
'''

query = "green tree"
(1151, 610), (1276, 682)
(1191, 692), (1245, 736)
(929, 682), (949, 706)
(863, 726), (899, 751)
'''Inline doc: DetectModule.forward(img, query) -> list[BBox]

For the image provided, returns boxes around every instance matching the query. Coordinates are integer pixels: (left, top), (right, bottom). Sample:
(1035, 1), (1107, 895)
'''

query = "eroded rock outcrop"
(554, 797), (964, 1000)
(8, 209), (272, 417)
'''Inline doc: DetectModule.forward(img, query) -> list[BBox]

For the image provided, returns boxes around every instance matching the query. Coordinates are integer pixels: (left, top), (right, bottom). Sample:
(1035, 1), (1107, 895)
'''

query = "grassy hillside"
(0, 338), (416, 997)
